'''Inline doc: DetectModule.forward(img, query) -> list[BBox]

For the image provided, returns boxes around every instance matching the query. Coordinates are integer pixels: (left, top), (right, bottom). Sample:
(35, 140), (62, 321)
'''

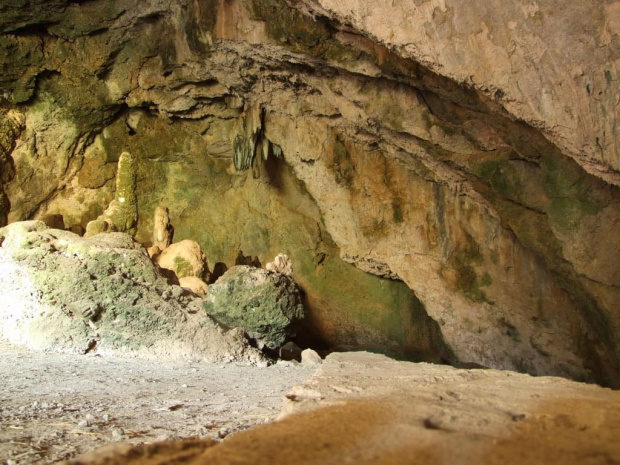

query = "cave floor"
(0, 338), (317, 464)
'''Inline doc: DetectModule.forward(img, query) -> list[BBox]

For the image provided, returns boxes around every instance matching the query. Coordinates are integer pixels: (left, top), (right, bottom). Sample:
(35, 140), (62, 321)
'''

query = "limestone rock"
(300, 348), (322, 366)
(65, 352), (620, 465)
(179, 276), (208, 297)
(279, 341), (302, 361)
(203, 265), (305, 349)
(266, 253), (293, 276)
(1, 0), (619, 387)
(152, 206), (173, 250)
(156, 240), (207, 279)
(84, 219), (116, 238)
(39, 213), (65, 230)
(0, 221), (265, 364)
(99, 152), (138, 235)
(0, 100), (23, 226)
(235, 250), (261, 268)
(146, 245), (161, 258)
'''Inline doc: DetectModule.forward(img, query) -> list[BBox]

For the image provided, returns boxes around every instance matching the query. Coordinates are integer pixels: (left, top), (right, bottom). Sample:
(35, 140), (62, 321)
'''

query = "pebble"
(301, 349), (323, 366)
(111, 427), (125, 439)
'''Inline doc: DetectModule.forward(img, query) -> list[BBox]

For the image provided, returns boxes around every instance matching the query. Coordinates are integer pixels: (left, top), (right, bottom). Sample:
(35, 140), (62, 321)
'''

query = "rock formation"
(179, 276), (209, 297)
(156, 239), (209, 280)
(0, 221), (265, 364)
(85, 152), (138, 237)
(204, 265), (305, 349)
(266, 253), (293, 276)
(64, 352), (620, 465)
(0, 99), (23, 226)
(151, 206), (173, 252)
(0, 0), (618, 385)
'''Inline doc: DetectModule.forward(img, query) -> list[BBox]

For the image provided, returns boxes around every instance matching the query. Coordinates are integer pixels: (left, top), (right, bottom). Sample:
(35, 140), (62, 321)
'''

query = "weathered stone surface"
(98, 152), (138, 235)
(295, 0), (620, 185)
(65, 352), (620, 465)
(266, 253), (293, 276)
(1, 0), (619, 385)
(204, 265), (304, 349)
(85, 219), (116, 238)
(179, 276), (208, 297)
(156, 239), (208, 279)
(152, 206), (173, 251)
(0, 99), (23, 226)
(0, 221), (265, 364)
(300, 348), (322, 366)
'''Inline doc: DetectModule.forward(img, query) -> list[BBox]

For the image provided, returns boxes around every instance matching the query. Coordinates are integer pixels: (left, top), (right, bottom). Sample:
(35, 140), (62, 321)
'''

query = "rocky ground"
(67, 351), (620, 465)
(0, 339), (318, 464)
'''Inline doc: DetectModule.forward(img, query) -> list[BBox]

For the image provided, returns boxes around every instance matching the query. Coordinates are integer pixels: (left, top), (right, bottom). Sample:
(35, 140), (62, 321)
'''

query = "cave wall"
(1, 0), (619, 385)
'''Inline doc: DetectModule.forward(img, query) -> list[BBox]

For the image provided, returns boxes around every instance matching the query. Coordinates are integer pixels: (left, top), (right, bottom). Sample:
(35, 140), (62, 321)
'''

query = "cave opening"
(1, 0), (620, 462)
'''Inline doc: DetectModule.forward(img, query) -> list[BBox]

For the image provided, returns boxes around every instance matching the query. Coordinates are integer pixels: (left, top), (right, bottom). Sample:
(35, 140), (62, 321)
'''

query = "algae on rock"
(0, 221), (265, 364)
(86, 151), (138, 236)
(204, 265), (305, 349)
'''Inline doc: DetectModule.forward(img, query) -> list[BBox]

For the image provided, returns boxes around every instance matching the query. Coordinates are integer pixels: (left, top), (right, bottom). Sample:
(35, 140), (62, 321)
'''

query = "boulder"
(266, 253), (293, 276)
(203, 265), (305, 349)
(156, 240), (207, 279)
(0, 221), (265, 364)
(280, 341), (302, 361)
(84, 219), (116, 237)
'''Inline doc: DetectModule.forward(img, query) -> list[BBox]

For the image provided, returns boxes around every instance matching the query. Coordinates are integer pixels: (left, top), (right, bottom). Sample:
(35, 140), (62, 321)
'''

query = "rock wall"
(0, 0), (619, 384)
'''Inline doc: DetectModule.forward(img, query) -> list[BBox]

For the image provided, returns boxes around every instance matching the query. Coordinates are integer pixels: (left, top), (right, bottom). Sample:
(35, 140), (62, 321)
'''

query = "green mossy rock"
(0, 221), (265, 364)
(204, 265), (305, 349)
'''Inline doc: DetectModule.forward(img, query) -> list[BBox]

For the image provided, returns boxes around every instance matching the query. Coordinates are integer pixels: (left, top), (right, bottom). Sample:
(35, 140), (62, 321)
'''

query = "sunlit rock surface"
(0, 221), (265, 364)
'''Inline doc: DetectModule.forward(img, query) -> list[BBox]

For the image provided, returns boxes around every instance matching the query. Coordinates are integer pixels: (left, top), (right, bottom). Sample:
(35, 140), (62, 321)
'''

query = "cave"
(1, 0), (619, 463)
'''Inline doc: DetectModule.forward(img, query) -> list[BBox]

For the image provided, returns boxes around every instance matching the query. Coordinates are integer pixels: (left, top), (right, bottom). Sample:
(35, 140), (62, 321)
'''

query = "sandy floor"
(0, 339), (317, 464)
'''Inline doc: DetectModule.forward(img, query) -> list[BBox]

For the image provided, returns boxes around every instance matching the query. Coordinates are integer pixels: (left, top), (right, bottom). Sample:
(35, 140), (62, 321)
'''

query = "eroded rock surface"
(0, 221), (265, 364)
(156, 239), (208, 280)
(0, 0), (618, 385)
(204, 265), (305, 349)
(65, 352), (620, 465)
(266, 253), (293, 276)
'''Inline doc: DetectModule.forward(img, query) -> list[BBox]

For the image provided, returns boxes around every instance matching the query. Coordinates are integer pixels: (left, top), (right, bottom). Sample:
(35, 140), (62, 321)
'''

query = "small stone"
(218, 428), (230, 439)
(301, 348), (322, 365)
(265, 253), (293, 276)
(111, 427), (125, 439)
(78, 418), (91, 428)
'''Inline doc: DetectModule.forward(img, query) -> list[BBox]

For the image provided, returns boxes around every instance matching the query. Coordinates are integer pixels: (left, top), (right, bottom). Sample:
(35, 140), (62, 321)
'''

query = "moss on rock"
(203, 265), (304, 349)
